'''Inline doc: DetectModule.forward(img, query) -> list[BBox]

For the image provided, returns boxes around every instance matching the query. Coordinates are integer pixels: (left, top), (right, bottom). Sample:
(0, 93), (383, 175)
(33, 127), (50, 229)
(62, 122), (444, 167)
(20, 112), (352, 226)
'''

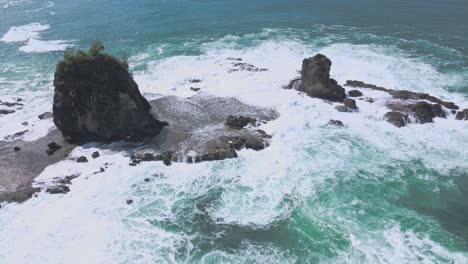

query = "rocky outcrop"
(455, 109), (468, 120)
(53, 51), (168, 143)
(225, 116), (256, 129)
(328, 120), (344, 127)
(297, 54), (346, 102)
(133, 94), (278, 165)
(345, 80), (459, 110)
(384, 112), (409, 128)
(348, 90), (363, 97)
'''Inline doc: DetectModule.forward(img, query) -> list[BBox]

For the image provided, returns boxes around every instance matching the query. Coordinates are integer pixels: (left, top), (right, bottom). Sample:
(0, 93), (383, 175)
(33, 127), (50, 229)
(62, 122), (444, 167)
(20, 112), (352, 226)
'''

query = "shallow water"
(1, 0), (468, 263)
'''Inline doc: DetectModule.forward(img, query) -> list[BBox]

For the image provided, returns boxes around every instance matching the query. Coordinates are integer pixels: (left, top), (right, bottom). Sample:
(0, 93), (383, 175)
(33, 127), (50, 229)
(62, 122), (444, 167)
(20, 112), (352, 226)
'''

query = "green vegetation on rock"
(57, 41), (129, 75)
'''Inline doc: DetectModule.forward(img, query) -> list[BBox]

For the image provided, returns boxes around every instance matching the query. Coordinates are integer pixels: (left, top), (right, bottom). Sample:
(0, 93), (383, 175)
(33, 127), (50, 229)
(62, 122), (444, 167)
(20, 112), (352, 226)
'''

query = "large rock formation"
(298, 54), (346, 102)
(53, 47), (167, 142)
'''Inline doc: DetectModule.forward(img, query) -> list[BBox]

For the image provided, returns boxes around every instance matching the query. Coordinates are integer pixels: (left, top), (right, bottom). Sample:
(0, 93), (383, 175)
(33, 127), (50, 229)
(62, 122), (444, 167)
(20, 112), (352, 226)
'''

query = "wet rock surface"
(348, 90), (363, 97)
(133, 94), (278, 164)
(456, 109), (468, 120)
(0, 130), (75, 203)
(228, 62), (268, 73)
(297, 54), (346, 102)
(384, 112), (409, 128)
(328, 120), (344, 127)
(53, 54), (168, 143)
(344, 80), (465, 127)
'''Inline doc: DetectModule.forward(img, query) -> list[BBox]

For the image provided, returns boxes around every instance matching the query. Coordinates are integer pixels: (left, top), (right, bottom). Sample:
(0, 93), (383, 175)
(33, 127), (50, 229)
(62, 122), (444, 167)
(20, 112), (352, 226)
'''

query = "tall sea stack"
(53, 43), (168, 142)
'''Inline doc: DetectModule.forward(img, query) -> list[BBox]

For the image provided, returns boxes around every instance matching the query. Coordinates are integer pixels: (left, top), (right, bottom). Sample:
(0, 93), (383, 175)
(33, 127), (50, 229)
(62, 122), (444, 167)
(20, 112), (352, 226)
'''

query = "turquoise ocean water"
(1, 0), (468, 263)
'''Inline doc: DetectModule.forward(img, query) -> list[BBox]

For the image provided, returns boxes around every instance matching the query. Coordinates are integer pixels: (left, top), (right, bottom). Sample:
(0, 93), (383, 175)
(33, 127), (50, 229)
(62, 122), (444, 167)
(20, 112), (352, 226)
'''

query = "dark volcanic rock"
(335, 105), (353, 113)
(92, 151), (100, 159)
(456, 109), (468, 120)
(328, 120), (344, 127)
(38, 112), (53, 120)
(0, 109), (15, 115)
(384, 112), (409, 127)
(190, 87), (201, 92)
(229, 62), (268, 73)
(76, 156), (88, 163)
(46, 142), (61, 155)
(345, 80), (389, 92)
(297, 54), (346, 102)
(344, 98), (357, 110)
(348, 90), (363, 97)
(345, 80), (459, 110)
(225, 115), (256, 129)
(53, 54), (168, 143)
(46, 185), (70, 194)
(387, 101), (443, 124)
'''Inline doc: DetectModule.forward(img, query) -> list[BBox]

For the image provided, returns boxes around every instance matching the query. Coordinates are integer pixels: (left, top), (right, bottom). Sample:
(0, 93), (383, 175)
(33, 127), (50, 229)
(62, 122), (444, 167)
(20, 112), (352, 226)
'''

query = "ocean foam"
(1, 31), (467, 263)
(1, 23), (73, 53)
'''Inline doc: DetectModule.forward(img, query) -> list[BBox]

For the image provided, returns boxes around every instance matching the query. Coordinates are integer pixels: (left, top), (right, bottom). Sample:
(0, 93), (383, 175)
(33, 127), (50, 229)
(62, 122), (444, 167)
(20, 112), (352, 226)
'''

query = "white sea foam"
(1, 33), (467, 263)
(1, 23), (72, 53)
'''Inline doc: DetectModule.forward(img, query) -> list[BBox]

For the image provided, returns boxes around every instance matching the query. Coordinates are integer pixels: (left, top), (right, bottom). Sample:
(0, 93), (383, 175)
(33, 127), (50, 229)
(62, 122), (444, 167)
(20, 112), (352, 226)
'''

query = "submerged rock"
(456, 109), (468, 120)
(298, 54), (346, 102)
(386, 101), (445, 124)
(348, 90), (363, 97)
(46, 185), (70, 194)
(53, 45), (168, 143)
(344, 98), (358, 110)
(225, 115), (256, 129)
(228, 62), (268, 73)
(328, 120), (344, 127)
(384, 111), (409, 127)
(0, 109), (15, 115)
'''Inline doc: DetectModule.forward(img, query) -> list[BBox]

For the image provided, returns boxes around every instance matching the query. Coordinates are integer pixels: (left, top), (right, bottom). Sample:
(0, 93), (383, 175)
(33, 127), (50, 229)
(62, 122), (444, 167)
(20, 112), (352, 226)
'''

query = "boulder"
(386, 101), (443, 124)
(0, 109), (15, 115)
(344, 98), (357, 110)
(348, 90), (363, 97)
(456, 109), (468, 120)
(298, 54), (346, 102)
(53, 47), (168, 143)
(46, 185), (70, 194)
(328, 120), (344, 127)
(384, 112), (409, 127)
(335, 105), (353, 113)
(45, 142), (61, 155)
(225, 115), (256, 129)
(76, 156), (88, 163)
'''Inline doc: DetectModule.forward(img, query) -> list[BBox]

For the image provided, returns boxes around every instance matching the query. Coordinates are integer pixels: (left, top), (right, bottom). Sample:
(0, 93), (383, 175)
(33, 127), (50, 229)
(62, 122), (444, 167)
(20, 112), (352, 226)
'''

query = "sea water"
(0, 0), (467, 263)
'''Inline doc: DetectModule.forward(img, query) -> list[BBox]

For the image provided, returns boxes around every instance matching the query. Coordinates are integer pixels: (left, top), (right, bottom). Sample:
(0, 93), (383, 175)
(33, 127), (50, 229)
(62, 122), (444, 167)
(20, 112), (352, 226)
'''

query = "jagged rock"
(345, 80), (389, 92)
(348, 90), (363, 97)
(344, 98), (357, 110)
(298, 54), (346, 102)
(0, 109), (15, 115)
(38, 112), (53, 120)
(46, 185), (70, 194)
(53, 52), (168, 143)
(155, 151), (175, 166)
(387, 101), (444, 124)
(456, 109), (468, 120)
(45, 142), (61, 155)
(54, 174), (79, 185)
(92, 151), (100, 159)
(345, 80), (459, 110)
(384, 112), (409, 127)
(76, 156), (88, 163)
(225, 115), (256, 129)
(335, 105), (353, 113)
(0, 102), (23, 107)
(229, 62), (268, 73)
(328, 120), (344, 127)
